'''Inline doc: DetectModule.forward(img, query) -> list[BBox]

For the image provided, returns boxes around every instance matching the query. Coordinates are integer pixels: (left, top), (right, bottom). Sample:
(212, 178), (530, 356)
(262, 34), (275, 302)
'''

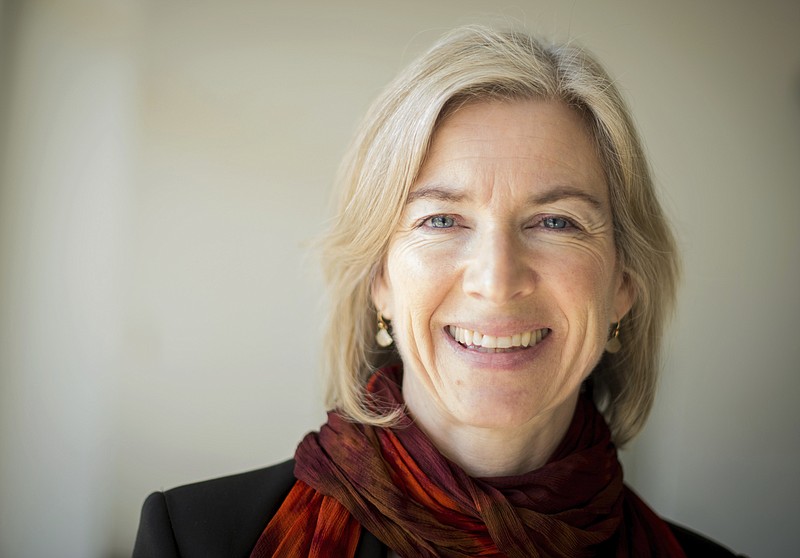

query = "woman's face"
(373, 99), (633, 432)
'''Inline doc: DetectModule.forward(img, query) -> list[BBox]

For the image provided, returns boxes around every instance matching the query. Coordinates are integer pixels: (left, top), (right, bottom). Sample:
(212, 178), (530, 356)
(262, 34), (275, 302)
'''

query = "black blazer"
(133, 459), (742, 557)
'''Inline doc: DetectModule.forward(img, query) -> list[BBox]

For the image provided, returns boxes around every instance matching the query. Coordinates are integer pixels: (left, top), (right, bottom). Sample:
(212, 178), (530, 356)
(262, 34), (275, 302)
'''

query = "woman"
(134, 26), (741, 557)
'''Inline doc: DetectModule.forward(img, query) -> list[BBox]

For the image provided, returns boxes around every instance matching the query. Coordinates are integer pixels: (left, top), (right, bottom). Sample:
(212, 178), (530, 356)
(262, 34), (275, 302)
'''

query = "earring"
(376, 312), (393, 347)
(605, 321), (622, 354)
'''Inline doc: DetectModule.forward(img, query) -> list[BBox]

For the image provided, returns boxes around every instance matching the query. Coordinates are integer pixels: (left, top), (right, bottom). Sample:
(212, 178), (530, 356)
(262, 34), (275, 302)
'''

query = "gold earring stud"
(605, 321), (622, 354)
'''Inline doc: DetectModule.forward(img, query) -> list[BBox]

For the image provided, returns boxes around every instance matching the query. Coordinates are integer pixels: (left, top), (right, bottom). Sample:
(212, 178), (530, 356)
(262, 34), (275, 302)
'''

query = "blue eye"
(542, 216), (570, 229)
(428, 215), (455, 228)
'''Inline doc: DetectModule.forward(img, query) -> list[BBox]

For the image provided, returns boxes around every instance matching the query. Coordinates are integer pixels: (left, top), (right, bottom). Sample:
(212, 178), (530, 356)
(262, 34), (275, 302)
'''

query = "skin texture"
(373, 99), (634, 477)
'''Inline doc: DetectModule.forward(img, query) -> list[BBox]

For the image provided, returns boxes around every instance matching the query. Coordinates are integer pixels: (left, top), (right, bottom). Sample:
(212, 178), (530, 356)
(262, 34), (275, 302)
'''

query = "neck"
(404, 386), (580, 478)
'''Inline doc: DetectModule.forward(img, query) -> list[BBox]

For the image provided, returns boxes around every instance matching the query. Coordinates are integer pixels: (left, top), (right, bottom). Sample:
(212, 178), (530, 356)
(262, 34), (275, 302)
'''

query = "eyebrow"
(406, 184), (605, 209)
(528, 185), (605, 210)
(405, 185), (467, 205)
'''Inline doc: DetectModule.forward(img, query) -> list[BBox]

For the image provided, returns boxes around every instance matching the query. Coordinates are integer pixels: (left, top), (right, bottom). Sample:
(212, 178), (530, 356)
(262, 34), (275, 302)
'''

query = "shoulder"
(622, 485), (743, 557)
(133, 459), (296, 558)
(667, 521), (747, 558)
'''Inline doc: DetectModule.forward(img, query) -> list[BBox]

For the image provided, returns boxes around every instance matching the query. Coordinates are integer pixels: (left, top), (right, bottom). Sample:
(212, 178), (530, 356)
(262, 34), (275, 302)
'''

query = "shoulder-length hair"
(319, 25), (679, 446)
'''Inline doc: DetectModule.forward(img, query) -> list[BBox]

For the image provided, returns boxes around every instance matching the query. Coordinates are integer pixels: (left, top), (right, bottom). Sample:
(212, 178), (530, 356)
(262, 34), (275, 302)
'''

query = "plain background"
(1, 1), (798, 556)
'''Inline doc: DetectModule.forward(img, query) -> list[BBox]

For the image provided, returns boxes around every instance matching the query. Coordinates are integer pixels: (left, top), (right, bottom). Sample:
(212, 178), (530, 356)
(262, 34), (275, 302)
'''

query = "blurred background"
(0, 1), (798, 556)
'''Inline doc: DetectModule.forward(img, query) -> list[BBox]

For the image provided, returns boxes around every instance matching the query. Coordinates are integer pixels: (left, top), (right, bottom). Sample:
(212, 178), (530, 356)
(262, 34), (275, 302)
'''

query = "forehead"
(412, 99), (607, 199)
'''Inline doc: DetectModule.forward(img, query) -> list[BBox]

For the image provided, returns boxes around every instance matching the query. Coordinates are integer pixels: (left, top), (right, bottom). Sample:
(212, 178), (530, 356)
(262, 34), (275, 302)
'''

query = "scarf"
(251, 366), (685, 557)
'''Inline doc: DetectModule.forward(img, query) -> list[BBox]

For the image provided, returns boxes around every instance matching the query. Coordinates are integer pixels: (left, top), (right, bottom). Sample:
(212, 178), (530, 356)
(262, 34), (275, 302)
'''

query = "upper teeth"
(448, 326), (547, 349)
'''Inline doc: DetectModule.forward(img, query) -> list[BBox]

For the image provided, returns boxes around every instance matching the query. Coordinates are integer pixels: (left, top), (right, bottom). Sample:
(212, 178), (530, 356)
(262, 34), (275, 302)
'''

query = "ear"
(612, 270), (636, 322)
(370, 262), (394, 320)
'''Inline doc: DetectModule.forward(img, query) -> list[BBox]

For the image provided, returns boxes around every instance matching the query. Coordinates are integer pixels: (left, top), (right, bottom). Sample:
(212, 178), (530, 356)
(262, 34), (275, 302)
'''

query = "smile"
(447, 325), (551, 352)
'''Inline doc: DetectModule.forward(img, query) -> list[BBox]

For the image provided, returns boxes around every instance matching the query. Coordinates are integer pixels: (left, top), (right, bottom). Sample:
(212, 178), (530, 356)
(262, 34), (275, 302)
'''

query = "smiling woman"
(372, 100), (633, 477)
(133, 25), (742, 557)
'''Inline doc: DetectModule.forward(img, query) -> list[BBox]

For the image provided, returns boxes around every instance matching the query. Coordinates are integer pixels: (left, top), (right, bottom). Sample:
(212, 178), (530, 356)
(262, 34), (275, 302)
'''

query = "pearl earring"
(376, 312), (393, 347)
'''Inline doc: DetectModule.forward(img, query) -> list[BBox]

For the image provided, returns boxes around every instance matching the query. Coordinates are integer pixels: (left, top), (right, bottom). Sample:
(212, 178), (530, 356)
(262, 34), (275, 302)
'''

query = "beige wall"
(1, 1), (797, 556)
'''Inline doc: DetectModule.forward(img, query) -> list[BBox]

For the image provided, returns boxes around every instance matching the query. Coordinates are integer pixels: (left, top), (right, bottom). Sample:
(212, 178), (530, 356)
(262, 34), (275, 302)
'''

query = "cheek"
(543, 244), (620, 320)
(387, 237), (459, 302)
(384, 243), (454, 336)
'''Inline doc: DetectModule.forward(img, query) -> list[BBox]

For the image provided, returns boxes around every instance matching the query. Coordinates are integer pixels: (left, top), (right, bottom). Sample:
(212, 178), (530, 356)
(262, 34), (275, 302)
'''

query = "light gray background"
(1, 1), (798, 557)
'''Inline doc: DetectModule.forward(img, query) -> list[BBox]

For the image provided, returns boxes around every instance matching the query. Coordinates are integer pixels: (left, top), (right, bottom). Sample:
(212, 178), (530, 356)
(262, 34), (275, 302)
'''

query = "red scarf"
(251, 366), (685, 557)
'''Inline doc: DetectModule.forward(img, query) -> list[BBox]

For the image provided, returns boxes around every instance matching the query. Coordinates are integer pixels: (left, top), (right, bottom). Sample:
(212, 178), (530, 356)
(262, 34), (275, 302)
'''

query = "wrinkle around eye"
(393, 232), (456, 254)
(528, 210), (615, 236)
(531, 229), (617, 264)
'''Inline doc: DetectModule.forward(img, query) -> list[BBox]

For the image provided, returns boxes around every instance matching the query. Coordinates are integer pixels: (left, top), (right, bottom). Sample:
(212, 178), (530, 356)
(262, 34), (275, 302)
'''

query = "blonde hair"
(320, 25), (679, 446)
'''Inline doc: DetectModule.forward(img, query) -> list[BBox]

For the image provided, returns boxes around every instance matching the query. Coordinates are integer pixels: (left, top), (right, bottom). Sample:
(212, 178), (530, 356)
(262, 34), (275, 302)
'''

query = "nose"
(462, 226), (535, 304)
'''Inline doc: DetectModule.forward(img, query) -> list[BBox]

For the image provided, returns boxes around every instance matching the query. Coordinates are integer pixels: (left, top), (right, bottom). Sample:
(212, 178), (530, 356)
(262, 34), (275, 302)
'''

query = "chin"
(450, 390), (547, 430)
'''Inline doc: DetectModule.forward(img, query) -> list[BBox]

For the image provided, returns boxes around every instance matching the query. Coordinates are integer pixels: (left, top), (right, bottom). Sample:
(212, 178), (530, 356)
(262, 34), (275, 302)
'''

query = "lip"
(442, 325), (551, 370)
